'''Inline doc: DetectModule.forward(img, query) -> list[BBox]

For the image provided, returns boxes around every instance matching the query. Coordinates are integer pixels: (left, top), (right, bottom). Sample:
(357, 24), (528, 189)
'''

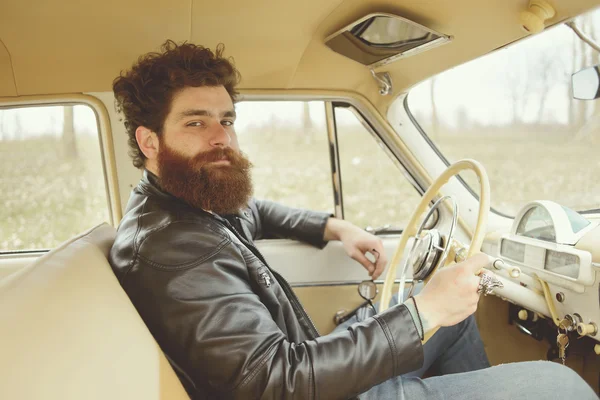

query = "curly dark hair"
(113, 40), (241, 168)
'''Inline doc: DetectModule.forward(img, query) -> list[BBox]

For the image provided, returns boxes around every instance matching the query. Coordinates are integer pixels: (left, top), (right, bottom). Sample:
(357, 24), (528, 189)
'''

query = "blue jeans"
(334, 291), (598, 399)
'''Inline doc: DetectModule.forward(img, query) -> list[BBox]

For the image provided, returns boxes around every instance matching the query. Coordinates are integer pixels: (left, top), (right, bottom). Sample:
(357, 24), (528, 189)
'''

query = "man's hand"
(413, 253), (492, 330)
(323, 218), (388, 279)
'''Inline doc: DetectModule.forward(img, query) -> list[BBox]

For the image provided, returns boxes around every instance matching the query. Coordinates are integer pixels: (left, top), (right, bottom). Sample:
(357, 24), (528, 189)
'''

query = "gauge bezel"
(512, 201), (598, 245)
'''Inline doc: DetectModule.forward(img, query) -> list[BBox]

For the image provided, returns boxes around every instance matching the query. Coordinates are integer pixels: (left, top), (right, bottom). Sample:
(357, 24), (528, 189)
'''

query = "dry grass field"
(2, 124), (599, 251)
(435, 128), (600, 216)
(0, 137), (109, 251)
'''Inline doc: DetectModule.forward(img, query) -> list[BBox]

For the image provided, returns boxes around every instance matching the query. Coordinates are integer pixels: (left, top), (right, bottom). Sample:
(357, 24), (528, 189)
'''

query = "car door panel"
(257, 235), (412, 334)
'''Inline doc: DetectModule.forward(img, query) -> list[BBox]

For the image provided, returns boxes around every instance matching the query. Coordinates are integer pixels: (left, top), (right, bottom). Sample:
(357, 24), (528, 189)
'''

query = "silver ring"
(477, 272), (503, 296)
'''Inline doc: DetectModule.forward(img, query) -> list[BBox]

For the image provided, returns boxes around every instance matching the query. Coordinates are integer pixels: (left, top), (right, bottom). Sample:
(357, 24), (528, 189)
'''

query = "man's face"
(161, 85), (240, 158)
(155, 85), (253, 214)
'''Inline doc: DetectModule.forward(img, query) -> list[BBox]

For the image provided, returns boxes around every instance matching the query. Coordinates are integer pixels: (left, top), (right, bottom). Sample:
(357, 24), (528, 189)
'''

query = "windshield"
(404, 8), (600, 216)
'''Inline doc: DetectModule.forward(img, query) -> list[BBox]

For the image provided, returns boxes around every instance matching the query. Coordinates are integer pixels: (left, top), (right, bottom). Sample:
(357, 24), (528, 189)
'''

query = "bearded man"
(108, 40), (597, 400)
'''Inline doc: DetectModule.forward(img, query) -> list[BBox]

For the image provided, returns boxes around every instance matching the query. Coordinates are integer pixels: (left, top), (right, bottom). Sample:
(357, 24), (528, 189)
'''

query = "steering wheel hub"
(410, 230), (443, 280)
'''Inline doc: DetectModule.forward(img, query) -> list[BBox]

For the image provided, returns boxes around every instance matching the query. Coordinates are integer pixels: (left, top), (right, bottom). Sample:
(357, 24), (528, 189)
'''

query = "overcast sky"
(408, 14), (600, 128)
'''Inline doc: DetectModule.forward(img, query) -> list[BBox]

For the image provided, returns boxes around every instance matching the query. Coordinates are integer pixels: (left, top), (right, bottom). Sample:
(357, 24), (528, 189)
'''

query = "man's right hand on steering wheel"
(414, 253), (491, 331)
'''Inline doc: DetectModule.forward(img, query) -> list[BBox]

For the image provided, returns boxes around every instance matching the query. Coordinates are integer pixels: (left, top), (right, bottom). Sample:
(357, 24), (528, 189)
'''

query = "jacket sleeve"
(128, 229), (424, 400)
(252, 199), (332, 248)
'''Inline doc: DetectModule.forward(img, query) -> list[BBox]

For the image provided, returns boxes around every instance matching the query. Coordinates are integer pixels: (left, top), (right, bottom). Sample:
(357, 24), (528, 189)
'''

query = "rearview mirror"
(572, 65), (600, 100)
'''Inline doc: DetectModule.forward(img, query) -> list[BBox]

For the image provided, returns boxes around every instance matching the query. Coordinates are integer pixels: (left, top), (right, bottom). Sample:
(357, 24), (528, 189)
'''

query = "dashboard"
(489, 200), (600, 340)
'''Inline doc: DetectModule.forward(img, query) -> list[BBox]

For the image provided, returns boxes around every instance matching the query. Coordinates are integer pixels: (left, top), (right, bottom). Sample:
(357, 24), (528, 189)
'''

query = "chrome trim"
(516, 323), (535, 337)
(325, 101), (344, 219)
(370, 70), (392, 95)
(413, 229), (442, 281)
(399, 195), (458, 301)
(0, 251), (45, 259)
(366, 224), (394, 234)
(370, 35), (452, 69)
(291, 279), (414, 288)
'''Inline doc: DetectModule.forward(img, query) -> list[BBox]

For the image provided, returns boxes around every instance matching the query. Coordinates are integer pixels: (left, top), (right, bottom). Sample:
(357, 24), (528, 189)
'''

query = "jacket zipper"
(219, 217), (320, 338)
(269, 268), (321, 338)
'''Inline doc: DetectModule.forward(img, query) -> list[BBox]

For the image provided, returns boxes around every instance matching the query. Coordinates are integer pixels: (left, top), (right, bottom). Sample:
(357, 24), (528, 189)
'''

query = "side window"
(0, 104), (110, 252)
(335, 106), (422, 229)
(235, 101), (334, 214)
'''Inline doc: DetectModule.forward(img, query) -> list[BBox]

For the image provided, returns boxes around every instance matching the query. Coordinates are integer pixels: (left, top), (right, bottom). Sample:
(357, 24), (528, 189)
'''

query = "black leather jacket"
(109, 170), (424, 399)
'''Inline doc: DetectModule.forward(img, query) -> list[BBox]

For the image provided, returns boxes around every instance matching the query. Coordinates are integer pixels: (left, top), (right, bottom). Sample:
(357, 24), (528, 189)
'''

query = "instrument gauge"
(545, 250), (579, 278)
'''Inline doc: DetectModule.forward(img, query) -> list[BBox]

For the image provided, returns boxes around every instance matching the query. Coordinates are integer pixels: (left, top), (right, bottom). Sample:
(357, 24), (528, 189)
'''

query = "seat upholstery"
(0, 223), (189, 400)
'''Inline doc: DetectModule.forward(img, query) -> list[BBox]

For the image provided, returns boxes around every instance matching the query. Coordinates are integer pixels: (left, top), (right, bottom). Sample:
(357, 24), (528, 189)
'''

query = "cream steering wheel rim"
(379, 159), (490, 336)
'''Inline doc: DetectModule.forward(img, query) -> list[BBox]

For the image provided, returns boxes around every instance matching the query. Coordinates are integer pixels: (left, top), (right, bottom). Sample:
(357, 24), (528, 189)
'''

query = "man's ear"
(135, 126), (160, 160)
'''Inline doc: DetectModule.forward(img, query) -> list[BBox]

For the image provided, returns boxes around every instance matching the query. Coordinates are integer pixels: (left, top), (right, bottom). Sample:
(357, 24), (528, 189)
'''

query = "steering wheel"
(379, 159), (490, 342)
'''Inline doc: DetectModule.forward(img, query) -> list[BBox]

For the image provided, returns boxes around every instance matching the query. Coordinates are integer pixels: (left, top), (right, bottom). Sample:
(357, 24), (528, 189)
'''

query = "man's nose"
(209, 124), (231, 148)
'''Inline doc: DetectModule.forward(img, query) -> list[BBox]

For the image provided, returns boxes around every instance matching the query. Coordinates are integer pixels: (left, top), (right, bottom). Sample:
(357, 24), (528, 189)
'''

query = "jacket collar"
(139, 169), (173, 201)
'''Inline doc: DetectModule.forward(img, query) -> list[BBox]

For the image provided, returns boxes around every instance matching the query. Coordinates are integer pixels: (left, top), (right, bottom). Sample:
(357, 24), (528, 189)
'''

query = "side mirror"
(572, 65), (600, 100)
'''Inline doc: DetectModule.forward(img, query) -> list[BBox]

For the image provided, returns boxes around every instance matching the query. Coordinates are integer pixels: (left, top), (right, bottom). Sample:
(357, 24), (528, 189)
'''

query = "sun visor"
(325, 12), (452, 68)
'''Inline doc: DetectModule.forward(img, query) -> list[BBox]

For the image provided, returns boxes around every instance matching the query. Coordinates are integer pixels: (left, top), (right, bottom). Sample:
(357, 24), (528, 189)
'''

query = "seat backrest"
(0, 223), (189, 400)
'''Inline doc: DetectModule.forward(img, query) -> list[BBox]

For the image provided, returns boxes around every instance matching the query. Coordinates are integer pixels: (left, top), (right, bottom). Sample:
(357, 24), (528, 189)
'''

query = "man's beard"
(157, 144), (253, 215)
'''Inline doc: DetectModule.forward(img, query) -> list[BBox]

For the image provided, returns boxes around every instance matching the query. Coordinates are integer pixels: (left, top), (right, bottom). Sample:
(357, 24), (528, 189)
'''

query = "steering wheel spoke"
(431, 242), (445, 252)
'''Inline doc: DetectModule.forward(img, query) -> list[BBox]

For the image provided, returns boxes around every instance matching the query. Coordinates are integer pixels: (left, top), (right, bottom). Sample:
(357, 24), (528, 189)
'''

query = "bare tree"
(506, 54), (533, 124)
(302, 102), (313, 133)
(590, 16), (600, 118)
(429, 77), (439, 137)
(570, 14), (600, 140)
(456, 105), (470, 131)
(62, 106), (78, 158)
(0, 111), (5, 140)
(535, 50), (563, 123)
(14, 112), (23, 140)
(569, 31), (578, 125)
(574, 16), (590, 128)
(583, 15), (598, 119)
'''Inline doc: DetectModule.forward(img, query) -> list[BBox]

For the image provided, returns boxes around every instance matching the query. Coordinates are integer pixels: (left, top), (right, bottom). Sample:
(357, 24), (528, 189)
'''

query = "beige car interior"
(0, 0), (595, 103)
(2, 0), (600, 398)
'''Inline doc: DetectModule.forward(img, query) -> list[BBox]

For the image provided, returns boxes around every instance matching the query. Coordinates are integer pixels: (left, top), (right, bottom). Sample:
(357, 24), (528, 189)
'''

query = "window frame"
(0, 92), (436, 255)
(237, 94), (431, 231)
(331, 102), (430, 231)
(0, 94), (121, 255)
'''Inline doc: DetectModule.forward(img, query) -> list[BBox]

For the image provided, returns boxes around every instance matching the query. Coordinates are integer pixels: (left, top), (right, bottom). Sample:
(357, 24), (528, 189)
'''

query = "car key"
(557, 333), (569, 365)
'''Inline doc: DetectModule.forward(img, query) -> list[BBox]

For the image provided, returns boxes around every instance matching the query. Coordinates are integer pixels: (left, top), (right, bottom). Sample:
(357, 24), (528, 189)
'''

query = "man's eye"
(186, 121), (204, 127)
(222, 120), (234, 127)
